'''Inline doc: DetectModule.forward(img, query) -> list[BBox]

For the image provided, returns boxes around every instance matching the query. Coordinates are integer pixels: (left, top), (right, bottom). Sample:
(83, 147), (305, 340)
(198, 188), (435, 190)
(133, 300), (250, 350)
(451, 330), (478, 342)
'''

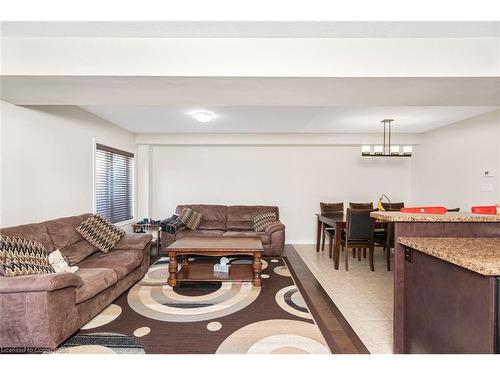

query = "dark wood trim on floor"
(283, 245), (369, 354)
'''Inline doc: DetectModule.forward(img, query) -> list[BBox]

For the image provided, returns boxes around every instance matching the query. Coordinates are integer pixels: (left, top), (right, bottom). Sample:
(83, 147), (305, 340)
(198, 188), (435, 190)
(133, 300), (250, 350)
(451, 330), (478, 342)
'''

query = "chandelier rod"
(381, 119), (394, 155)
(383, 120), (386, 153)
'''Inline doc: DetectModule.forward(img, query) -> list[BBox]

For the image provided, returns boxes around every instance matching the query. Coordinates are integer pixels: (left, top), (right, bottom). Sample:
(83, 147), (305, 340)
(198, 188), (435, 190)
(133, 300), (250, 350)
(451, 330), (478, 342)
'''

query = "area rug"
(55, 256), (331, 354)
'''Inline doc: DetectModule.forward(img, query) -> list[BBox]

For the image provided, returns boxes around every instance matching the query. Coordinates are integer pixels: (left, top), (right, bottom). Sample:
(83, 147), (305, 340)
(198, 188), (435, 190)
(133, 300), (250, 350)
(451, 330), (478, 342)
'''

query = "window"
(95, 143), (134, 224)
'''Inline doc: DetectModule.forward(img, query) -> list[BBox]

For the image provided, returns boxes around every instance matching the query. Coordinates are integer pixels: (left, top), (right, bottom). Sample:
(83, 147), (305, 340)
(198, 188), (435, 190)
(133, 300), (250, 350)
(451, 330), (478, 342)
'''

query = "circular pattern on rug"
(81, 304), (122, 329)
(128, 275), (261, 322)
(207, 321), (222, 331)
(273, 265), (291, 277)
(55, 333), (145, 354)
(270, 259), (279, 263)
(139, 261), (174, 286)
(261, 274), (270, 279)
(275, 285), (311, 319)
(215, 319), (330, 354)
(133, 327), (151, 337)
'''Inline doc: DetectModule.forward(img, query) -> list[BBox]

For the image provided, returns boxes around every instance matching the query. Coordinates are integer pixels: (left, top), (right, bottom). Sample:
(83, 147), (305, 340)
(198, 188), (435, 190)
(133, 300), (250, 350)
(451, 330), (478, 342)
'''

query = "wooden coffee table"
(165, 236), (264, 287)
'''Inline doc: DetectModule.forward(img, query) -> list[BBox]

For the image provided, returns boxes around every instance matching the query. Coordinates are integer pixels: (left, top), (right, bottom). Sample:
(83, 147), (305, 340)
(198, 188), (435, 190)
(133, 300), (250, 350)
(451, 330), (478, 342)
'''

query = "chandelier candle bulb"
(374, 145), (384, 155)
(403, 145), (413, 156)
(390, 145), (401, 155)
(361, 145), (371, 155)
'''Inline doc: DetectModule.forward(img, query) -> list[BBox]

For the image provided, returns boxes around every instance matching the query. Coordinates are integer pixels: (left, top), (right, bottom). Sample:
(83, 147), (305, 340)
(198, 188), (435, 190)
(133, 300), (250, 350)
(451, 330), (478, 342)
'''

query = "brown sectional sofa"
(161, 205), (285, 256)
(0, 213), (152, 350)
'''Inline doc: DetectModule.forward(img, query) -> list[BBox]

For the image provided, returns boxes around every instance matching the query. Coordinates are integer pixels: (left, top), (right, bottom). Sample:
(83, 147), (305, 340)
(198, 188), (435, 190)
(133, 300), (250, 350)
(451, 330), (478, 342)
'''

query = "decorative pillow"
(178, 208), (193, 225)
(178, 208), (203, 231)
(75, 214), (125, 253)
(0, 235), (55, 277)
(253, 212), (278, 232)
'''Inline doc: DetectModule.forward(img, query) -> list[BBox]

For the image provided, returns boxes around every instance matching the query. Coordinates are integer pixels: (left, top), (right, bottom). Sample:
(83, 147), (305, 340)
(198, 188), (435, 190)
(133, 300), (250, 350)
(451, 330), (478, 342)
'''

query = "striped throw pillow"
(253, 212), (277, 232)
(76, 214), (125, 253)
(178, 208), (203, 231)
(0, 235), (55, 277)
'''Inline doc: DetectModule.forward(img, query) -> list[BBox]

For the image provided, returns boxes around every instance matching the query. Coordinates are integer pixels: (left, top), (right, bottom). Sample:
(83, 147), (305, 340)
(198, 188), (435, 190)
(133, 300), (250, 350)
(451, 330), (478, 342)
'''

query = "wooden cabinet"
(401, 246), (496, 353)
(370, 212), (500, 354)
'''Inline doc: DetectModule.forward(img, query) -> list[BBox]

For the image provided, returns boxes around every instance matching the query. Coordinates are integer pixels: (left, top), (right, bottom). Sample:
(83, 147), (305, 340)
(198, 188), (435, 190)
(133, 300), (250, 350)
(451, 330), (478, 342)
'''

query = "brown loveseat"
(161, 205), (285, 256)
(0, 213), (151, 350)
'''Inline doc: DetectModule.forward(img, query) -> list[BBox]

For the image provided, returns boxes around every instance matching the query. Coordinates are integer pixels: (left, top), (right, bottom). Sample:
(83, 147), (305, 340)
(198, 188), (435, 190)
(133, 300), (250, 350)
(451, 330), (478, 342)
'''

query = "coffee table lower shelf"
(175, 264), (254, 283)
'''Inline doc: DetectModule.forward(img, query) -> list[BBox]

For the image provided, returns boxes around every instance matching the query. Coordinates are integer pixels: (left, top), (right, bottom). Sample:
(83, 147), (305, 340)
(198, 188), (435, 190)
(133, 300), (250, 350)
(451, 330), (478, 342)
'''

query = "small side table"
(132, 223), (161, 256)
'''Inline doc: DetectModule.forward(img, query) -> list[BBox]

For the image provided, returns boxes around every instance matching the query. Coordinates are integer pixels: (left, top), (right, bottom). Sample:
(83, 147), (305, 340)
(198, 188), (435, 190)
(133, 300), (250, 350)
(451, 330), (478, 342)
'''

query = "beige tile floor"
(294, 244), (394, 354)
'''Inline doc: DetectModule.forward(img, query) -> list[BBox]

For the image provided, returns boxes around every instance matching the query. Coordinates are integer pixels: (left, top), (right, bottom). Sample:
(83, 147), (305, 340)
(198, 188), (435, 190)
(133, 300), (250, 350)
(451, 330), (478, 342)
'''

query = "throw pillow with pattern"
(253, 212), (278, 232)
(178, 207), (203, 231)
(75, 214), (125, 253)
(0, 235), (55, 277)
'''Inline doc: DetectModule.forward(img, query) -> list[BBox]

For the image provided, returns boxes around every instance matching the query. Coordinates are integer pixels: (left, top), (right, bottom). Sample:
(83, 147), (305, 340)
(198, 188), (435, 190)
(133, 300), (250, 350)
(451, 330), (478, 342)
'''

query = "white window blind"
(95, 144), (134, 224)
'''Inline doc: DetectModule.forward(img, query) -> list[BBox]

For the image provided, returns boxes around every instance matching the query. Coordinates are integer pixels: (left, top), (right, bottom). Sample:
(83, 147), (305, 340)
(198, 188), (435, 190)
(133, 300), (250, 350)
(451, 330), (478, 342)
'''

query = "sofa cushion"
(226, 205), (279, 231)
(0, 235), (55, 276)
(76, 214), (125, 253)
(222, 231), (271, 245)
(44, 214), (92, 250)
(75, 268), (118, 304)
(0, 222), (54, 253)
(176, 230), (225, 239)
(77, 249), (143, 280)
(61, 240), (100, 266)
(176, 205), (227, 230)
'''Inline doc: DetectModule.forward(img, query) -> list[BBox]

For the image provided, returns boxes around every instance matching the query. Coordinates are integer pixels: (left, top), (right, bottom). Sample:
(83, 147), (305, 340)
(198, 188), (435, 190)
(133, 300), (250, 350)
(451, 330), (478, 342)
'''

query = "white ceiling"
(80, 105), (498, 134)
(2, 21), (499, 38)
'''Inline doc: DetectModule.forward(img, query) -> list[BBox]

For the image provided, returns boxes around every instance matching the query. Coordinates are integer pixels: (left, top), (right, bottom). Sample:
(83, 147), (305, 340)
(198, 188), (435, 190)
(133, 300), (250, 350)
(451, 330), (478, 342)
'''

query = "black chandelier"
(361, 119), (412, 157)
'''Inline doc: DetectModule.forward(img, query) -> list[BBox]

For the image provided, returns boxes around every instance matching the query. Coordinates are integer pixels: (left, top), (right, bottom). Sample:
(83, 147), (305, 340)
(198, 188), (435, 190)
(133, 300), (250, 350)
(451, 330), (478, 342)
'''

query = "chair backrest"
(349, 202), (374, 209)
(381, 202), (405, 211)
(447, 207), (460, 212)
(346, 208), (376, 241)
(320, 202), (344, 215)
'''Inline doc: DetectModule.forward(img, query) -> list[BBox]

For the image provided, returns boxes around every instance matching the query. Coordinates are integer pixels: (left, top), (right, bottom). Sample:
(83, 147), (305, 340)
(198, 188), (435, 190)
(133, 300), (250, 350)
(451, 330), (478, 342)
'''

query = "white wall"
(151, 145), (411, 243)
(0, 101), (136, 227)
(411, 110), (500, 209)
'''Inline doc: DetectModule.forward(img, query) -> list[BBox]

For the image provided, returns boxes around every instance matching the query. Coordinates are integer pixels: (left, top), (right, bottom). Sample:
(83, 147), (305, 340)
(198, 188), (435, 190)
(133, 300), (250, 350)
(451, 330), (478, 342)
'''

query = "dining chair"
(374, 222), (394, 271)
(381, 202), (405, 211)
(372, 201), (405, 261)
(341, 208), (376, 271)
(320, 202), (344, 259)
(348, 202), (374, 258)
(349, 202), (374, 209)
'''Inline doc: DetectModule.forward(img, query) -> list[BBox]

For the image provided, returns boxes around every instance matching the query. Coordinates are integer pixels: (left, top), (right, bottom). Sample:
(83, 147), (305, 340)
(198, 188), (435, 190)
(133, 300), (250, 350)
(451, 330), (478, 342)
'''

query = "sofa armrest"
(0, 273), (81, 294)
(265, 221), (286, 235)
(161, 227), (187, 249)
(113, 232), (152, 250)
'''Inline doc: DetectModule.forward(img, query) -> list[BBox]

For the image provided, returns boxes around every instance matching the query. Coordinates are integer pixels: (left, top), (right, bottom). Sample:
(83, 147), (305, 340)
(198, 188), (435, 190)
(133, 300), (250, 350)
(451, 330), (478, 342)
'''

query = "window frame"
(94, 142), (135, 225)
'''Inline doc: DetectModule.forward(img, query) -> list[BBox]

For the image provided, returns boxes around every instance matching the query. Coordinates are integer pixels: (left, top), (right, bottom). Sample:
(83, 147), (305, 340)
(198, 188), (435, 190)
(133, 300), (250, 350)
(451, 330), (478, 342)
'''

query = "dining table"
(315, 213), (389, 270)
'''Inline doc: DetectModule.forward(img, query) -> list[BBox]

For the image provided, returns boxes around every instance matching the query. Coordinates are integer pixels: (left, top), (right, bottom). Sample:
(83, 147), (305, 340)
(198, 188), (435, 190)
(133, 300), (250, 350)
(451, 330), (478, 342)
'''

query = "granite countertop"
(371, 211), (500, 223)
(398, 237), (500, 276)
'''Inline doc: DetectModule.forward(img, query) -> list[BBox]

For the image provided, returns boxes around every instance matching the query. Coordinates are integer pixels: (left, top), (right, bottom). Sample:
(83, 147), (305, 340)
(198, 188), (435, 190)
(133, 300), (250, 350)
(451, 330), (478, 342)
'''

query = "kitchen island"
(371, 211), (500, 354)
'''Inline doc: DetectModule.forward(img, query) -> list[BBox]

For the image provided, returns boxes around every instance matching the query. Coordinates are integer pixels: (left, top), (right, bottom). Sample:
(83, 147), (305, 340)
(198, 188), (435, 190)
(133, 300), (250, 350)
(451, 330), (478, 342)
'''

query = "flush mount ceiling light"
(191, 111), (215, 123)
(361, 119), (412, 157)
